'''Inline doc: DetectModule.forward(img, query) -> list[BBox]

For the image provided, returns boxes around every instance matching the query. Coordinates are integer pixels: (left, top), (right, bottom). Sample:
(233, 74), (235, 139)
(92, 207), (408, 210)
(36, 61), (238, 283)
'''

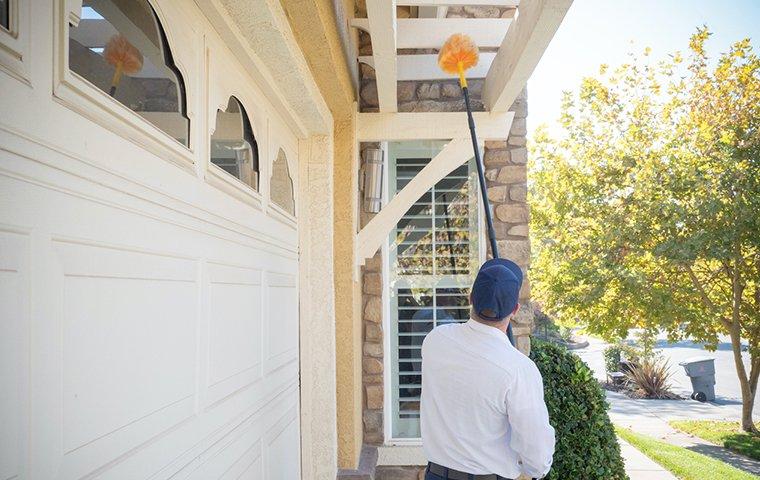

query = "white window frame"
(0, 0), (30, 83)
(53, 0), (197, 174)
(206, 39), (266, 210)
(266, 125), (299, 225)
(382, 140), (485, 445)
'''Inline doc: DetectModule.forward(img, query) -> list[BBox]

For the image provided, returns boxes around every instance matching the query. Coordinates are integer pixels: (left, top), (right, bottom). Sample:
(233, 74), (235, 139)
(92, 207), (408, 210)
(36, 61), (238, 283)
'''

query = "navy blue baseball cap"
(471, 258), (523, 321)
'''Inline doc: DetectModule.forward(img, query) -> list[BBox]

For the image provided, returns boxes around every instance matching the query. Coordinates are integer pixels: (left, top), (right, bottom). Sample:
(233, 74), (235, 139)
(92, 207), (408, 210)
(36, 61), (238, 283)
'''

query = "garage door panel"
(264, 405), (301, 480)
(0, 157), (302, 479)
(153, 384), (296, 480)
(56, 240), (197, 472)
(207, 262), (264, 406)
(2, 28), (303, 472)
(265, 272), (298, 373)
(0, 229), (29, 480)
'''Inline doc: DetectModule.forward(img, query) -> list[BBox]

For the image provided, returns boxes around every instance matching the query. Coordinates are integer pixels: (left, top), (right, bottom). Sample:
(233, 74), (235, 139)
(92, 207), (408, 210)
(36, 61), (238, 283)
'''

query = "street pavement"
(573, 335), (760, 476)
(576, 334), (756, 415)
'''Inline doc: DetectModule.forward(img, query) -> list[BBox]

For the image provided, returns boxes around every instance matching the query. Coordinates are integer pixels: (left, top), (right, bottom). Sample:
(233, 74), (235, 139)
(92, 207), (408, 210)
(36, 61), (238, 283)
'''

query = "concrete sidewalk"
(618, 436), (677, 480)
(608, 390), (760, 476)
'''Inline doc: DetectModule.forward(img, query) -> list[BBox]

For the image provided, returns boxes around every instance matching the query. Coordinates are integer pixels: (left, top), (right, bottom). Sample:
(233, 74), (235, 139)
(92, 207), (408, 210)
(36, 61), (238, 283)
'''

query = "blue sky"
(527, 0), (760, 138)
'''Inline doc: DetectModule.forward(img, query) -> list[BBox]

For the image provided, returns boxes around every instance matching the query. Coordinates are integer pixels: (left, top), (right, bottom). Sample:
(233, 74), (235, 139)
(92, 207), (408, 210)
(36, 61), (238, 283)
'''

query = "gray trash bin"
(678, 356), (716, 402)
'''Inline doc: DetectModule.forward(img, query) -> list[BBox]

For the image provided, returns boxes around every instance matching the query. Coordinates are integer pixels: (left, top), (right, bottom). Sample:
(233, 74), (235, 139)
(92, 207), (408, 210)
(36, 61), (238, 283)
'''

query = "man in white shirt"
(420, 258), (555, 480)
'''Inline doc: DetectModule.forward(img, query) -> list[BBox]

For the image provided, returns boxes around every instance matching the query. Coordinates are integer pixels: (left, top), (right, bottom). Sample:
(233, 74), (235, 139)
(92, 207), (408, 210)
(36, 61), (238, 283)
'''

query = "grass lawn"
(670, 420), (760, 461)
(616, 426), (757, 480)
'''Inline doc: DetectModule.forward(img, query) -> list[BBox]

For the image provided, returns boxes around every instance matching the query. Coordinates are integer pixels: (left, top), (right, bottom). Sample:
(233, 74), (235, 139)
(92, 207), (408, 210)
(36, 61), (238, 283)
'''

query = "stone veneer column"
(359, 142), (385, 447)
(484, 89), (534, 354)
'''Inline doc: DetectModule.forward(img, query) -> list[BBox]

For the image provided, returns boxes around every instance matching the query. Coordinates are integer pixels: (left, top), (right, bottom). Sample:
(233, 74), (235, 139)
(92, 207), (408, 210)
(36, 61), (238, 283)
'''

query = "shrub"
(604, 345), (622, 375)
(626, 357), (678, 399)
(559, 326), (573, 342)
(533, 308), (560, 340)
(530, 339), (628, 480)
(603, 342), (644, 375)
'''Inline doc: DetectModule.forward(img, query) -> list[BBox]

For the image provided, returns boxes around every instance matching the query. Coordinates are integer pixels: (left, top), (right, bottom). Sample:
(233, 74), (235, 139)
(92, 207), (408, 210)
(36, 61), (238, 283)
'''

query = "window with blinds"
(388, 140), (481, 440)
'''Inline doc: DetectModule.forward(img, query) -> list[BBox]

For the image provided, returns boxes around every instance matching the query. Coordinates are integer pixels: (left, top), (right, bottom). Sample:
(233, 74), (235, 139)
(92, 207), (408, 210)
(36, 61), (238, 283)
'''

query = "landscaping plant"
(531, 28), (760, 432)
(530, 339), (628, 479)
(603, 345), (622, 376)
(625, 356), (679, 399)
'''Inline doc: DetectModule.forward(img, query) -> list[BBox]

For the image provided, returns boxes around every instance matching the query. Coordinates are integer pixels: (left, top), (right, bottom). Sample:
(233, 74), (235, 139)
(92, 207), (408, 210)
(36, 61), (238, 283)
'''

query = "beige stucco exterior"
(280, 0), (366, 470)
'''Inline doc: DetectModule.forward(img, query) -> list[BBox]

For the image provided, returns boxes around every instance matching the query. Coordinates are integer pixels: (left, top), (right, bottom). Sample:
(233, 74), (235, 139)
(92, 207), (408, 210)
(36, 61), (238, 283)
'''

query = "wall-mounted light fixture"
(360, 148), (384, 213)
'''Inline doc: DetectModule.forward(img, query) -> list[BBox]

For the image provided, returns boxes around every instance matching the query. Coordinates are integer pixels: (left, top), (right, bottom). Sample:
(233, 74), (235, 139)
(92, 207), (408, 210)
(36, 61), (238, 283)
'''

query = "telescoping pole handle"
(460, 85), (516, 347)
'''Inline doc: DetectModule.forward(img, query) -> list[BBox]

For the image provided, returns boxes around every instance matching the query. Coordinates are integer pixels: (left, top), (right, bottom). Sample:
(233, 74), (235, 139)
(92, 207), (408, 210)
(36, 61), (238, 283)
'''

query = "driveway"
(575, 334), (757, 415)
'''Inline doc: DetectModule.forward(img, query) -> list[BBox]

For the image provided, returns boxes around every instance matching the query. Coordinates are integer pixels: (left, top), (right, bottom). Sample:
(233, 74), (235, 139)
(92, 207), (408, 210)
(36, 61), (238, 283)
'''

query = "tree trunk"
(728, 323), (757, 432)
(729, 256), (757, 433)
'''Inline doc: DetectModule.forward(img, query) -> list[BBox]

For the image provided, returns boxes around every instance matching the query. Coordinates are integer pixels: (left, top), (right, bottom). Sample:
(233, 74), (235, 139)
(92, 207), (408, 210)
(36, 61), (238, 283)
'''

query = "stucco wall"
(280, 0), (365, 471)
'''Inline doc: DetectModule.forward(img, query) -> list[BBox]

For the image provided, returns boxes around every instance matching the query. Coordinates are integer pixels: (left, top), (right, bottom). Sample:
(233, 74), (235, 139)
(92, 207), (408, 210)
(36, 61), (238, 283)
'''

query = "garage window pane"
(68, 0), (190, 146)
(271, 148), (295, 216)
(0, 0), (9, 31)
(211, 97), (259, 191)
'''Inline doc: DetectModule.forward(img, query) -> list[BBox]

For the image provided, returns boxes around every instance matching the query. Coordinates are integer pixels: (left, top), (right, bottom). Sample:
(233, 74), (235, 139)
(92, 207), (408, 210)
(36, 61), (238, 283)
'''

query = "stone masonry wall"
(358, 4), (532, 465)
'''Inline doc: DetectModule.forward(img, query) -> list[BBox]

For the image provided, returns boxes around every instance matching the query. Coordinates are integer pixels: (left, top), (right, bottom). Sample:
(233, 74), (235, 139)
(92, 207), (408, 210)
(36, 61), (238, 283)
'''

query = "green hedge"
(530, 339), (628, 480)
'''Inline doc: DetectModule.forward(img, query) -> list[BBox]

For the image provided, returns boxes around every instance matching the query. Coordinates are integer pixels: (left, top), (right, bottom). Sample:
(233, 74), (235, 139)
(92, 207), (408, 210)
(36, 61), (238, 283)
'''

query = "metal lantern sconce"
(360, 148), (384, 213)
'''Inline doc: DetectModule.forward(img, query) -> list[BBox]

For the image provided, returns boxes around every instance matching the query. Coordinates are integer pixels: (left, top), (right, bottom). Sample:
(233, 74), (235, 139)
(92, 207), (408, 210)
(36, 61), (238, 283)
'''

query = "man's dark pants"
(424, 470), (445, 480)
(424, 465), (531, 480)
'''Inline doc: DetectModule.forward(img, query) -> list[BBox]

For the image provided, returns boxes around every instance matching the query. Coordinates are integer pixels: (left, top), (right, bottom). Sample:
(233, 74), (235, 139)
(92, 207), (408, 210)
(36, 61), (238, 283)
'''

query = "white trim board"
(365, 0), (398, 112)
(483, 0), (573, 112)
(351, 18), (512, 49)
(397, 0), (519, 5)
(356, 137), (477, 265)
(357, 112), (514, 142)
(359, 53), (497, 81)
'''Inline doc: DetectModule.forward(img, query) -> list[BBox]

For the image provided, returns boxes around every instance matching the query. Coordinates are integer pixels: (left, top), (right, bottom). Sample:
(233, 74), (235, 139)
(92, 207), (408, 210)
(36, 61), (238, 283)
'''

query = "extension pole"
(457, 63), (515, 346)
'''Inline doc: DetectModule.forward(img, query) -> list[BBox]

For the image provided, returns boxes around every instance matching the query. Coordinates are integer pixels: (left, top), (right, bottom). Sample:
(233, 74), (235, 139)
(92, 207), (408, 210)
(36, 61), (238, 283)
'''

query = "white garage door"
(0, 1), (302, 478)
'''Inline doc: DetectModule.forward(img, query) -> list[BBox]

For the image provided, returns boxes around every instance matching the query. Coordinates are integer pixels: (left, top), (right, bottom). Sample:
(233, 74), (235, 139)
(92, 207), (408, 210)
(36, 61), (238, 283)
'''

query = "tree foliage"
(530, 28), (760, 430)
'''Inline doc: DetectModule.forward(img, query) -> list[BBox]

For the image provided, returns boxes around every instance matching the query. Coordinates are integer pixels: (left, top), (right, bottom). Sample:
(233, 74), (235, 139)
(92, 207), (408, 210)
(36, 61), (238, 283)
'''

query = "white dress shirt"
(420, 319), (555, 479)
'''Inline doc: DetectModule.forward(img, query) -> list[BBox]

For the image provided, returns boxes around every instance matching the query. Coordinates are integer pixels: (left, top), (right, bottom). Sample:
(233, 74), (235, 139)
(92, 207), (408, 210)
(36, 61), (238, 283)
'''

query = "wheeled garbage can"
(678, 357), (716, 402)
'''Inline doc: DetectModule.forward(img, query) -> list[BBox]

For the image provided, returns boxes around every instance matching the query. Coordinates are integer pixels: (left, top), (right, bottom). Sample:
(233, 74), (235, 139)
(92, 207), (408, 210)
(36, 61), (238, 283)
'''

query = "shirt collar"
(466, 318), (512, 344)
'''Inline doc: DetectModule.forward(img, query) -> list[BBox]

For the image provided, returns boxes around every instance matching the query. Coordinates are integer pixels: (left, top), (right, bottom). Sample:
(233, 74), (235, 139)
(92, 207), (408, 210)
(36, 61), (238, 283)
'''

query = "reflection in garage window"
(211, 97), (259, 191)
(271, 149), (295, 216)
(0, 0), (9, 31)
(68, 0), (190, 146)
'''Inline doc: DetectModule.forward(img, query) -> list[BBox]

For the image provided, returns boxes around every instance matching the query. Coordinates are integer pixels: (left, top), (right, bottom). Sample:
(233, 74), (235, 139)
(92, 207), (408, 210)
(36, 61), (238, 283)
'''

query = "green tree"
(530, 28), (760, 432)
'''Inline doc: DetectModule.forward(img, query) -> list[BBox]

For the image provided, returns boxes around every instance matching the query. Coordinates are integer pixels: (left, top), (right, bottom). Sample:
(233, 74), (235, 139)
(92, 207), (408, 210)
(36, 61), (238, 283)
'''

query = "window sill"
(53, 71), (196, 176)
(267, 202), (297, 226)
(207, 164), (263, 209)
(0, 0), (30, 84)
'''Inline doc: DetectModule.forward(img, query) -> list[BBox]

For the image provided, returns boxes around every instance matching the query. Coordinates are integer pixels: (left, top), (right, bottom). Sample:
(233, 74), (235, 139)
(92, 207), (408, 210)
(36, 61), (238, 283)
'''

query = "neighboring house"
(0, 1), (569, 479)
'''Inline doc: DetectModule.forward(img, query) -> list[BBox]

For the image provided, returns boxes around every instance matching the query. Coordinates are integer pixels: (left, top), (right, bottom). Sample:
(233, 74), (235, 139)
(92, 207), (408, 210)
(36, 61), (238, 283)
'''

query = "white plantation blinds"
(388, 141), (480, 439)
(394, 160), (477, 277)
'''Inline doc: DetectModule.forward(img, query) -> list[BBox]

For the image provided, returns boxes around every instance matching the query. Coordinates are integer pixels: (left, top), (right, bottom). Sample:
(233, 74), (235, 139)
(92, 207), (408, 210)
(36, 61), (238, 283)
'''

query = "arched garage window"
(271, 148), (295, 216)
(68, 0), (190, 146)
(210, 97), (259, 191)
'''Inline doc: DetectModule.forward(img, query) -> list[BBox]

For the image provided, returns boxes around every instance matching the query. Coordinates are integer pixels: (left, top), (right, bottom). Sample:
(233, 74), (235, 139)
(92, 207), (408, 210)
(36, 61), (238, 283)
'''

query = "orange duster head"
(103, 34), (143, 97)
(438, 34), (479, 88)
(104, 34), (143, 75)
